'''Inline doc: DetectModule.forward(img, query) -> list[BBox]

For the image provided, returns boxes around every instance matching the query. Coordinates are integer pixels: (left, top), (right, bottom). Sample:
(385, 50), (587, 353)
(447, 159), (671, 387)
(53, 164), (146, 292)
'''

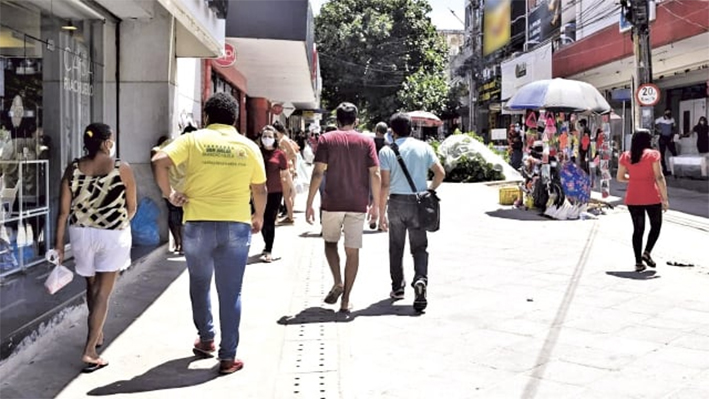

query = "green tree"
(315, 0), (449, 124)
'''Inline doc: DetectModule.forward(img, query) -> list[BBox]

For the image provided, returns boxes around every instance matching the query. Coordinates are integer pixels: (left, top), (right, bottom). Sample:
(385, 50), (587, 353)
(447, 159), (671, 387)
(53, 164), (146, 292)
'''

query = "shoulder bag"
(389, 143), (440, 232)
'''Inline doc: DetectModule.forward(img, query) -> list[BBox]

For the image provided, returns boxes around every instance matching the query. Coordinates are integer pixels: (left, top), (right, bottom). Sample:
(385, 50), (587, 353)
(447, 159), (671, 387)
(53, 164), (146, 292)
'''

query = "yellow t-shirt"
(161, 124), (267, 224)
(152, 138), (187, 192)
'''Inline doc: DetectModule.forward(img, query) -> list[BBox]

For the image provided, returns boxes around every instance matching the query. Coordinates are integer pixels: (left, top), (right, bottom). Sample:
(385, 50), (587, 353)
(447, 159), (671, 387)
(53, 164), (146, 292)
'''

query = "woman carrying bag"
(54, 123), (137, 372)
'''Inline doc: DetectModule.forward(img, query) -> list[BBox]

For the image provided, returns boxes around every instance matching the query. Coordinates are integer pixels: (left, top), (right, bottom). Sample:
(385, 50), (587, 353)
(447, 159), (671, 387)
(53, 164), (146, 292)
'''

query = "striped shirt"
(69, 159), (129, 230)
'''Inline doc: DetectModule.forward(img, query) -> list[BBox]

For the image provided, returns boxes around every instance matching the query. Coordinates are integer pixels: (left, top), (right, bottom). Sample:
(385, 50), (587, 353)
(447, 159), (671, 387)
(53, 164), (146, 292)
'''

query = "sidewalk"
(1, 183), (707, 398)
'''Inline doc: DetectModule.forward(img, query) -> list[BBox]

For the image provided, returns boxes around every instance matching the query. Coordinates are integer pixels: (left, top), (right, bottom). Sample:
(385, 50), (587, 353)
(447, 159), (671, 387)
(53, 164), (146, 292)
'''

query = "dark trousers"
(262, 192), (283, 253)
(658, 136), (677, 173)
(387, 195), (429, 291)
(627, 204), (663, 264)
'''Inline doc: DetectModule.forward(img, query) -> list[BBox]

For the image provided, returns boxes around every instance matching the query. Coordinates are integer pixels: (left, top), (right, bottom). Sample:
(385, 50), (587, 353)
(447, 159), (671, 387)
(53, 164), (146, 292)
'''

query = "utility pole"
(623, 0), (654, 130)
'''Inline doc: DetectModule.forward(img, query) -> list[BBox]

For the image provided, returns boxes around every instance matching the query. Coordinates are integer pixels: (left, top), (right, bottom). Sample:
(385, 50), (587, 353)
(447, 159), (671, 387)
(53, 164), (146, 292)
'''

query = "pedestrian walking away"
(616, 129), (669, 272)
(54, 122), (137, 373)
(378, 113), (445, 312)
(273, 121), (298, 225)
(151, 92), (267, 375)
(654, 109), (677, 174)
(306, 102), (381, 313)
(150, 124), (196, 254)
(257, 125), (289, 263)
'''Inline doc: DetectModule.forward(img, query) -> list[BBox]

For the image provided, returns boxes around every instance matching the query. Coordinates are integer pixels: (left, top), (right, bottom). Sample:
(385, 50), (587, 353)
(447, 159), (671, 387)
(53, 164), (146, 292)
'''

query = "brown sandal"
(324, 285), (343, 304)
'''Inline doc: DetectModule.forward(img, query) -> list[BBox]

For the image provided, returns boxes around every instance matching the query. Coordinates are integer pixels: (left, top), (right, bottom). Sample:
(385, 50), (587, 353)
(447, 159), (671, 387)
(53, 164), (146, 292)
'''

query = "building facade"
(0, 0), (225, 277)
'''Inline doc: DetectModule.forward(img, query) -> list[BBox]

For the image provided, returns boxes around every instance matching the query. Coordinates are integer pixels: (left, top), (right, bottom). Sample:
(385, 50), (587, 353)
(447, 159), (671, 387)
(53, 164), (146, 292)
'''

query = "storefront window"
(211, 70), (242, 129)
(1, 1), (114, 277)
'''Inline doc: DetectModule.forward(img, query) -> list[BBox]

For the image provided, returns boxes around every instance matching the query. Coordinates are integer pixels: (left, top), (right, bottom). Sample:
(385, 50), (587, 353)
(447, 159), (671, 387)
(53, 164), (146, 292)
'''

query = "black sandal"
(635, 263), (647, 272)
(642, 252), (656, 268)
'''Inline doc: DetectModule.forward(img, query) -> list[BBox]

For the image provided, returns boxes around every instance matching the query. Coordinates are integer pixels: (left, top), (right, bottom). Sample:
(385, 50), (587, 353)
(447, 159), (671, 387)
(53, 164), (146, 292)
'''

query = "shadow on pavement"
(277, 299), (421, 325)
(86, 356), (218, 396)
(298, 232), (322, 239)
(606, 270), (661, 280)
(485, 208), (551, 221)
(0, 248), (187, 399)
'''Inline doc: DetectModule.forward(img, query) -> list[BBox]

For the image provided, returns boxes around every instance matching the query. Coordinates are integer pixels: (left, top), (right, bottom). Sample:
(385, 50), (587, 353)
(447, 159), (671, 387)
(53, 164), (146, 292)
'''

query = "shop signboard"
(500, 42), (552, 100)
(478, 78), (502, 103)
(214, 43), (236, 68)
(483, 0), (511, 56)
(527, 0), (561, 47)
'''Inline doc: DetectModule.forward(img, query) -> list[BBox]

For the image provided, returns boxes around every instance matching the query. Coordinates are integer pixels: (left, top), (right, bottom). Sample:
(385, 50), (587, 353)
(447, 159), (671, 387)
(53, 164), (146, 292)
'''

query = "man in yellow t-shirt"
(151, 92), (267, 375)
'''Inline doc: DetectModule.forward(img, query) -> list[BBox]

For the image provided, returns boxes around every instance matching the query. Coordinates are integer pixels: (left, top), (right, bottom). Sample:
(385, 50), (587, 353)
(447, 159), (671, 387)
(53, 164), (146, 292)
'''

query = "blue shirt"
(379, 137), (437, 194)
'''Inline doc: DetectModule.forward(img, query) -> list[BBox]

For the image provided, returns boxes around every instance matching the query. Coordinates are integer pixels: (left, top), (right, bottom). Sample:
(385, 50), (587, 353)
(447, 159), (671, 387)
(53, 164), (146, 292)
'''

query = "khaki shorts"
(321, 211), (365, 249)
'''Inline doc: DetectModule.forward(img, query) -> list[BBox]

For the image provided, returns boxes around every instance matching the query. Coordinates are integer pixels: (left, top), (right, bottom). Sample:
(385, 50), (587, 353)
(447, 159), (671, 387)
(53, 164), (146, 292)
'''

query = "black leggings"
(627, 204), (663, 264)
(262, 192), (283, 253)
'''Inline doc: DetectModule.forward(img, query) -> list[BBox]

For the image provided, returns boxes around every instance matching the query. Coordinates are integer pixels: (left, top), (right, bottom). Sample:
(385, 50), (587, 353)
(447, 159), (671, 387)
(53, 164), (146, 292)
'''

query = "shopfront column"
(117, 5), (177, 241)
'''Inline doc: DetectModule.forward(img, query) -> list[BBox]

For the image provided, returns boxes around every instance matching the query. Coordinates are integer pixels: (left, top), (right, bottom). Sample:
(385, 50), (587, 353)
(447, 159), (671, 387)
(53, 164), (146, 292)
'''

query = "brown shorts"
(321, 211), (365, 249)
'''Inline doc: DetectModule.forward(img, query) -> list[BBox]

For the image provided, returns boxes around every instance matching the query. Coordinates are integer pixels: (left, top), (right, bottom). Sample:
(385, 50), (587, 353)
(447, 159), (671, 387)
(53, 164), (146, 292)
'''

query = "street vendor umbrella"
(406, 110), (443, 127)
(504, 78), (611, 114)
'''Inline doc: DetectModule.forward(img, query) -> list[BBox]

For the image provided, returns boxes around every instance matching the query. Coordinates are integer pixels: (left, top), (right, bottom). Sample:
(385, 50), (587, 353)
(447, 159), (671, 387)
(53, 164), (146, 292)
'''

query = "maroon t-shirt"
(262, 148), (288, 194)
(314, 130), (379, 212)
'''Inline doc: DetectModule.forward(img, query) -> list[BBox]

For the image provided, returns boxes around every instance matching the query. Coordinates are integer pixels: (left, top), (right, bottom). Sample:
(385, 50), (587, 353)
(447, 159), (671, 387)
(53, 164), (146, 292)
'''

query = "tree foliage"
(315, 0), (450, 124)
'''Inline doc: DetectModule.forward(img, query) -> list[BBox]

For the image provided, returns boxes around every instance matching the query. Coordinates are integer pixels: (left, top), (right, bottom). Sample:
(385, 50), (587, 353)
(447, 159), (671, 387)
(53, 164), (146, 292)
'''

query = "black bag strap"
(389, 143), (417, 194)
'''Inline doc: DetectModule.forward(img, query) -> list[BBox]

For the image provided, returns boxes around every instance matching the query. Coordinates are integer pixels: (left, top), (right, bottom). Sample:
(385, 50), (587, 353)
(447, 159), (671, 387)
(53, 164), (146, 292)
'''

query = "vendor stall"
(504, 78), (612, 220)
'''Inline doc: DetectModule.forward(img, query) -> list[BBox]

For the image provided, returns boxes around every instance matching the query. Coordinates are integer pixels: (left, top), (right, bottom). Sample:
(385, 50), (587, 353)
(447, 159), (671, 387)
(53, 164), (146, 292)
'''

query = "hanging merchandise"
(526, 111), (537, 129)
(545, 113), (557, 134)
(560, 162), (592, 204)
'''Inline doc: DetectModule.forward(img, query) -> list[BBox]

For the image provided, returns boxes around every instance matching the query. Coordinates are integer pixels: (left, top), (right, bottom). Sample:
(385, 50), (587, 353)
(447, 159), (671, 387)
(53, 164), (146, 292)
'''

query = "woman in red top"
(258, 126), (289, 263)
(616, 130), (669, 272)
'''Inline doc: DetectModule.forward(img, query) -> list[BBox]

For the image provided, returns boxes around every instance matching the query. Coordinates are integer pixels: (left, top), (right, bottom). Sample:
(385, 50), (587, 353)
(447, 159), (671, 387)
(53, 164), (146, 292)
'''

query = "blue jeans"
(387, 195), (429, 291)
(183, 221), (252, 360)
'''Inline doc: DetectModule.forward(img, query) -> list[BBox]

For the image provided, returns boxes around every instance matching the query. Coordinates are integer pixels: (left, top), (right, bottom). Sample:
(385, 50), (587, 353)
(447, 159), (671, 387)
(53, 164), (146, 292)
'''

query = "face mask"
(262, 137), (275, 148)
(108, 141), (116, 157)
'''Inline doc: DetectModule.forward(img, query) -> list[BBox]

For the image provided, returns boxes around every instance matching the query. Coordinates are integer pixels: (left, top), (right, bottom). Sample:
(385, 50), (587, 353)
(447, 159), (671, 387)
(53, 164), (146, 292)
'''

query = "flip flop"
(259, 254), (273, 263)
(324, 285), (344, 304)
(82, 360), (109, 373)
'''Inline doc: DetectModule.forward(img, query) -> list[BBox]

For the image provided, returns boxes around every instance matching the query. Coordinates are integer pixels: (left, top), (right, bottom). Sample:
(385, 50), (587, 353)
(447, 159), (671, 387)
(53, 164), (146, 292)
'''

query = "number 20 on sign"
(636, 83), (660, 106)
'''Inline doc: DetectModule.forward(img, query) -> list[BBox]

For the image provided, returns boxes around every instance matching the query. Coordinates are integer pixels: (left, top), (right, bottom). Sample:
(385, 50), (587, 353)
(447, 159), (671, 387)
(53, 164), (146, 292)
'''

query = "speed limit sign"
(636, 83), (661, 106)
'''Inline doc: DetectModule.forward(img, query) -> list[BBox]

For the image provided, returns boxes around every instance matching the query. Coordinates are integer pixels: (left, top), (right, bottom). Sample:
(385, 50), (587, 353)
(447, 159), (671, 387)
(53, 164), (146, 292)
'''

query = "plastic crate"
(499, 186), (522, 205)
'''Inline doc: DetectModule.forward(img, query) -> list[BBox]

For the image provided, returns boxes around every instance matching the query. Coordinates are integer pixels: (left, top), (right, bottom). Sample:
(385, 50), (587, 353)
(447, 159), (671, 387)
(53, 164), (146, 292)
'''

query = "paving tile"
(671, 333), (709, 352)
(615, 325), (686, 345)
(588, 372), (680, 398)
(664, 387), (709, 399)
(475, 375), (585, 398)
(526, 360), (611, 385)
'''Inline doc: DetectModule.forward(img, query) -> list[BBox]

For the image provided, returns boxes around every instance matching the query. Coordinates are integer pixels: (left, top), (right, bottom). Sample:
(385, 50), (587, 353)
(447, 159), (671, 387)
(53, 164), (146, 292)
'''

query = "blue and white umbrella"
(504, 78), (611, 114)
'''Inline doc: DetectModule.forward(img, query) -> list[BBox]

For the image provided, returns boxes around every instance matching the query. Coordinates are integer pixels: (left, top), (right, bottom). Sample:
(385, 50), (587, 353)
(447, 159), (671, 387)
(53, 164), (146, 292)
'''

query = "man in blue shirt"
(378, 113), (445, 312)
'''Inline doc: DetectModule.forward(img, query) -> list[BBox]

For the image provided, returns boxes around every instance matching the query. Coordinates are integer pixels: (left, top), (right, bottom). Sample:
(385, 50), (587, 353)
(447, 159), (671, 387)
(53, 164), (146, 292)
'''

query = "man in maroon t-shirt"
(306, 102), (381, 312)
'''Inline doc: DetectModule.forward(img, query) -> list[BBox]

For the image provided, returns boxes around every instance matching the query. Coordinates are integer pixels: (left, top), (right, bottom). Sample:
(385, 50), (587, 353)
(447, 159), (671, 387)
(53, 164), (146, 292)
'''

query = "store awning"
(224, 0), (320, 110)
(94, 0), (225, 57)
(229, 38), (318, 109)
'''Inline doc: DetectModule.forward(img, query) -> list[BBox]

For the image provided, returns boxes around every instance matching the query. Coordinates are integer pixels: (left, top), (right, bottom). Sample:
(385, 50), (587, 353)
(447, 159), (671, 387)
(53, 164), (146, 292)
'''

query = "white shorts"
(69, 226), (132, 277)
(321, 211), (365, 249)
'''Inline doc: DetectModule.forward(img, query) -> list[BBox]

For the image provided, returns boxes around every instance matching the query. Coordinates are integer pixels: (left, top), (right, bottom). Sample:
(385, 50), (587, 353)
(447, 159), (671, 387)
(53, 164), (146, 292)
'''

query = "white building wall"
(575, 0), (620, 41)
(175, 58), (203, 129)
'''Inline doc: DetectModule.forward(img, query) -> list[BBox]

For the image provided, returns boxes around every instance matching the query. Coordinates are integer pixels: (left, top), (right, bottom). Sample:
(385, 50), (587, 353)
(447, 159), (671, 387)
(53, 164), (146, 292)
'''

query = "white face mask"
(108, 141), (116, 157)
(261, 137), (275, 148)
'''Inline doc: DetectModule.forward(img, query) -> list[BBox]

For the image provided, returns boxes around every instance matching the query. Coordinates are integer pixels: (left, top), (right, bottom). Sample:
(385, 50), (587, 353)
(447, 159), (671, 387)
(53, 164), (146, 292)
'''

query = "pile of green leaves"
(428, 134), (506, 183)
(441, 152), (505, 183)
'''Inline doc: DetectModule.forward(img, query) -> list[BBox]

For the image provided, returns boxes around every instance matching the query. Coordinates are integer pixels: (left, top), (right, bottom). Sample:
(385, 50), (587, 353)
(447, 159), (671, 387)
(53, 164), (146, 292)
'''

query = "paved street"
(1, 182), (708, 399)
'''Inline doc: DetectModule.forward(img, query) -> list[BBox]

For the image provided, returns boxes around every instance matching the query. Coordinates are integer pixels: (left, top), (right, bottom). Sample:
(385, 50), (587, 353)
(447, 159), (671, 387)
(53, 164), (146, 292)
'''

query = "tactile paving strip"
(276, 240), (341, 399)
